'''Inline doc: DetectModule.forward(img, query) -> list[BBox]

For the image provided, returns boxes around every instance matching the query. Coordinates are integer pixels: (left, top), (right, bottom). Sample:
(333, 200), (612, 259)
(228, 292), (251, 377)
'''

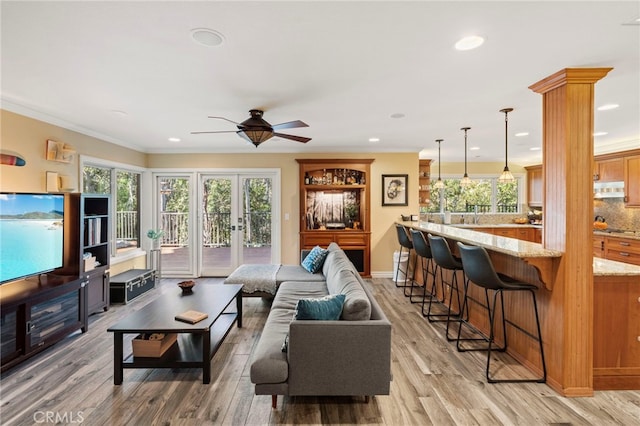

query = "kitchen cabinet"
(605, 236), (640, 266)
(471, 226), (537, 243)
(624, 154), (640, 207)
(594, 157), (624, 182)
(525, 165), (543, 207)
(418, 159), (431, 207)
(593, 235), (605, 258)
(297, 159), (373, 277)
(534, 228), (542, 244)
(594, 276), (640, 389)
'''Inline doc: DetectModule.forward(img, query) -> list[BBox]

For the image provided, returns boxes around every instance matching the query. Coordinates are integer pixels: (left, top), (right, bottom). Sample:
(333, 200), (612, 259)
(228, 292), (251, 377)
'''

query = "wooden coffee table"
(107, 284), (242, 384)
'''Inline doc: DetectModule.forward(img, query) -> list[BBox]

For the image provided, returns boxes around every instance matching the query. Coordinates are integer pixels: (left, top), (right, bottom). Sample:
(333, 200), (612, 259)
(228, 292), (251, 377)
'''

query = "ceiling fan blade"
(271, 120), (309, 130)
(273, 133), (311, 143)
(207, 116), (241, 125)
(190, 130), (238, 134)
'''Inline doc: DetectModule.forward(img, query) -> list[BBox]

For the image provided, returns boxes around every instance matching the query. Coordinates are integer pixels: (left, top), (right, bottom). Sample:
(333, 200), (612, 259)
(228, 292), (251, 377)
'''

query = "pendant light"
(498, 107), (515, 182)
(434, 139), (445, 189)
(460, 127), (472, 187)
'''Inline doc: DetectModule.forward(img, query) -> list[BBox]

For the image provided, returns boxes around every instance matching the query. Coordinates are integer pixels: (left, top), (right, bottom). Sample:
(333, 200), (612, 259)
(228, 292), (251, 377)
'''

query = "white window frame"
(79, 155), (150, 264)
(431, 173), (524, 214)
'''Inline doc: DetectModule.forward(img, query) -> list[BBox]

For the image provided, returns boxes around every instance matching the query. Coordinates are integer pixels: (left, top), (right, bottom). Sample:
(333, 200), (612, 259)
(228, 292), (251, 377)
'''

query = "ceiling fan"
(191, 109), (311, 147)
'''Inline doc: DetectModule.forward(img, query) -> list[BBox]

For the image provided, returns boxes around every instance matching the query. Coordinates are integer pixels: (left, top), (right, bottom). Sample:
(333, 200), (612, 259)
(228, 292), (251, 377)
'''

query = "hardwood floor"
(1, 277), (639, 425)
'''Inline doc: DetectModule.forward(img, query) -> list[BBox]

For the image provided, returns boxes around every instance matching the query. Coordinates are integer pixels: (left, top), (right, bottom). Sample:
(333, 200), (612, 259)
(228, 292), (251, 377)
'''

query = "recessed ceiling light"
(593, 132), (608, 137)
(390, 113), (405, 119)
(530, 147), (541, 151)
(469, 146), (480, 151)
(168, 137), (181, 142)
(455, 35), (485, 51)
(191, 28), (224, 47)
(111, 109), (128, 117)
(515, 132), (529, 137)
(597, 103), (619, 111)
(369, 137), (380, 143)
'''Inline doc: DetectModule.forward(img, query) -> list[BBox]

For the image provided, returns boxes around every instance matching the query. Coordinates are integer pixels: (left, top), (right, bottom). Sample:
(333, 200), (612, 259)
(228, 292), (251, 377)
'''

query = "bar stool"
(394, 224), (415, 294)
(425, 234), (465, 341)
(456, 242), (547, 383)
(409, 229), (439, 305)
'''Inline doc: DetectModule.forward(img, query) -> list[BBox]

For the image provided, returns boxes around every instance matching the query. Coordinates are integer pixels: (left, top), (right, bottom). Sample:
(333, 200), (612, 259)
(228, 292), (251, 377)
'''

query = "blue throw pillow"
(301, 245), (328, 273)
(295, 294), (346, 320)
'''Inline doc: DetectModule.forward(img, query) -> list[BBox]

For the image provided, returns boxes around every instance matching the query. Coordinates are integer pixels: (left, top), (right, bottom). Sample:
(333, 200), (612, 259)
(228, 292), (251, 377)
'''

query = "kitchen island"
(399, 221), (640, 393)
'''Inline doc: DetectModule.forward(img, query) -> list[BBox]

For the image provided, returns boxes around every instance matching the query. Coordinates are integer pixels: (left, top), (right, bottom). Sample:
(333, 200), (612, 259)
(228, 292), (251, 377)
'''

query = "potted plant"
(147, 229), (164, 249)
(344, 203), (358, 229)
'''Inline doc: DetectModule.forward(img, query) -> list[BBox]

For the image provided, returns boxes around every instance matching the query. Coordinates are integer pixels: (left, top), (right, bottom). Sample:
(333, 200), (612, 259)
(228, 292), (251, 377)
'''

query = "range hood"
(593, 181), (625, 199)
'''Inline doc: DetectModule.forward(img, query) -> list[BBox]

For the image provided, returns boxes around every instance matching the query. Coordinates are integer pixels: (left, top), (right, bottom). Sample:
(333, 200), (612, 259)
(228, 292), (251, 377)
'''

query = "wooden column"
(529, 68), (612, 397)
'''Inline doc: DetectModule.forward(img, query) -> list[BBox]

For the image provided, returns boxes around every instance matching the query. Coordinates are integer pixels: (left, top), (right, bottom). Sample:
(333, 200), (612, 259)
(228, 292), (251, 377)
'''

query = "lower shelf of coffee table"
(122, 312), (237, 368)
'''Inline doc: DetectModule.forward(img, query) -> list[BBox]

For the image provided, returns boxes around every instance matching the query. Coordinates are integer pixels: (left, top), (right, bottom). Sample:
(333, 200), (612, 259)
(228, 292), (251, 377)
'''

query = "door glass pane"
(202, 177), (232, 270)
(242, 177), (273, 264)
(159, 177), (191, 274)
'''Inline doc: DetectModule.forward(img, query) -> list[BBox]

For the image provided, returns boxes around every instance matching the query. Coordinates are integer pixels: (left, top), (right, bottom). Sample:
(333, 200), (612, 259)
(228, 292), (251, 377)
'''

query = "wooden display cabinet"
(296, 159), (373, 277)
(418, 159), (431, 207)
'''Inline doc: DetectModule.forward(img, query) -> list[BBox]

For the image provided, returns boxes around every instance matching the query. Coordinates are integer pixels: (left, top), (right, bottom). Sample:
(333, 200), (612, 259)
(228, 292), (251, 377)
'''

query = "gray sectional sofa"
(249, 243), (392, 408)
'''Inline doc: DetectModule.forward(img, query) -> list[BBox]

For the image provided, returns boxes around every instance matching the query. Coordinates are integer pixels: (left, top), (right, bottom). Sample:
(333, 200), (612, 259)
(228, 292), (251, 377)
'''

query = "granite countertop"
(450, 223), (540, 229)
(593, 230), (640, 241)
(593, 257), (640, 276)
(399, 221), (640, 277)
(399, 221), (562, 258)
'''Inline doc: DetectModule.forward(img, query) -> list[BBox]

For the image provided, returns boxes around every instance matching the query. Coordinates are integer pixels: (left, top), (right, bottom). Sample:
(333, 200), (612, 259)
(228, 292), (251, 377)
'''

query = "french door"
(199, 173), (277, 276)
(153, 170), (279, 278)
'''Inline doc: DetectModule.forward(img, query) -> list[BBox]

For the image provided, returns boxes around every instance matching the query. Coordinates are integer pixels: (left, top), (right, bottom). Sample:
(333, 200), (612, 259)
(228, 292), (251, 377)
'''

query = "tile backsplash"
(594, 198), (640, 231)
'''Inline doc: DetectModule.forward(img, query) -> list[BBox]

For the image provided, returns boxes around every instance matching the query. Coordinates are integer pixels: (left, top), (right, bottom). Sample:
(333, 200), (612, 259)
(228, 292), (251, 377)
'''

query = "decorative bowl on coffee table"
(178, 280), (195, 294)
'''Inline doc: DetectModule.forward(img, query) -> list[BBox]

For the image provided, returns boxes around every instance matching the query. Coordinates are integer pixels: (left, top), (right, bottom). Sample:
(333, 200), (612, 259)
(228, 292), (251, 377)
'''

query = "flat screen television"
(0, 193), (65, 284)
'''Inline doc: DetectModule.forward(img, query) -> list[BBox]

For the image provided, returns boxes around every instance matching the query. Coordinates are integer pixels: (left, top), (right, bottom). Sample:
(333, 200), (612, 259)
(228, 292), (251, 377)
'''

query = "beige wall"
(148, 152), (419, 273)
(1, 109), (532, 276)
(1, 109), (146, 192)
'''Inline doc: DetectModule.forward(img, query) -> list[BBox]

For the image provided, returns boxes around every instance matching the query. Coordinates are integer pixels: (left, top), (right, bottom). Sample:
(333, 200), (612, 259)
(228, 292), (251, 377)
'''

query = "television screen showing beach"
(0, 193), (64, 283)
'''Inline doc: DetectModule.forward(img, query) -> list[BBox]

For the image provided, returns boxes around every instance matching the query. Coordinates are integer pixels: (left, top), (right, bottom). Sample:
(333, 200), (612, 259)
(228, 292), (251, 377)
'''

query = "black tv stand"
(0, 273), (88, 373)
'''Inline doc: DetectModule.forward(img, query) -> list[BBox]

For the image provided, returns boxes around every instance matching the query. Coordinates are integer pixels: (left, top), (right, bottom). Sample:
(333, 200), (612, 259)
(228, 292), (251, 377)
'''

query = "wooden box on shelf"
(132, 333), (178, 358)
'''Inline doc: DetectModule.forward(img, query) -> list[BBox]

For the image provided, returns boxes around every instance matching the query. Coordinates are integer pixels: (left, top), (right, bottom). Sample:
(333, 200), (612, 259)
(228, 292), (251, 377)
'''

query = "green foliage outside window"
(83, 164), (141, 252)
(429, 177), (519, 213)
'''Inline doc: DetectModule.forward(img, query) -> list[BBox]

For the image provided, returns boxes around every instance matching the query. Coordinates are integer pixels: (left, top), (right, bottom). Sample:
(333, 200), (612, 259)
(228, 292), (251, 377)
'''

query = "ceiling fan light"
(238, 128), (274, 147)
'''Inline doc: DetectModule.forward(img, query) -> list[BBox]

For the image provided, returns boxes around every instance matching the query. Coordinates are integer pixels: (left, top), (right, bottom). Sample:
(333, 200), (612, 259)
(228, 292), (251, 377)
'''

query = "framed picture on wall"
(382, 174), (408, 206)
(46, 139), (75, 163)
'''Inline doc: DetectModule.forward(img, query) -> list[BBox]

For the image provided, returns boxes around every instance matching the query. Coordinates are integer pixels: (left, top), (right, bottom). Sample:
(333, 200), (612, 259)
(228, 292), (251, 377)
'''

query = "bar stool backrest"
(456, 243), (504, 290)
(410, 229), (432, 259)
(395, 224), (413, 249)
(427, 234), (461, 270)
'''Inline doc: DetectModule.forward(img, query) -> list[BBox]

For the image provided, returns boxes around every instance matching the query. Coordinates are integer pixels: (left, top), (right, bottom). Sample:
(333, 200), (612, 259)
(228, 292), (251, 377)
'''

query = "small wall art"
(46, 139), (75, 163)
(382, 174), (408, 206)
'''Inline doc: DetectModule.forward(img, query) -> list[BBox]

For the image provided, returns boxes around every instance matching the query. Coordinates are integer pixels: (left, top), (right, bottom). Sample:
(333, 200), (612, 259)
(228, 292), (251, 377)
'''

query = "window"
(83, 163), (141, 255)
(429, 177), (520, 213)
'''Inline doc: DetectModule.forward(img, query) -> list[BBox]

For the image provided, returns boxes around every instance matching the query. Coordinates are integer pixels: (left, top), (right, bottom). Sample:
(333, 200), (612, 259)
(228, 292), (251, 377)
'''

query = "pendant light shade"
(434, 139), (445, 189)
(498, 108), (515, 183)
(460, 127), (472, 187)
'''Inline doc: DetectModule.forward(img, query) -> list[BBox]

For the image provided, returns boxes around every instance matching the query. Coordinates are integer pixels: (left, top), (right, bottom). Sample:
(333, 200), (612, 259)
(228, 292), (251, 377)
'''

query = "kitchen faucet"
(473, 206), (480, 224)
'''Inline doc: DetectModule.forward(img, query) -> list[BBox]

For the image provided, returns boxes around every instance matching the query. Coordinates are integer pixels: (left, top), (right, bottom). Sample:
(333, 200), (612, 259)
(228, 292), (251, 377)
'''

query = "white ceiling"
(2, 1), (639, 165)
